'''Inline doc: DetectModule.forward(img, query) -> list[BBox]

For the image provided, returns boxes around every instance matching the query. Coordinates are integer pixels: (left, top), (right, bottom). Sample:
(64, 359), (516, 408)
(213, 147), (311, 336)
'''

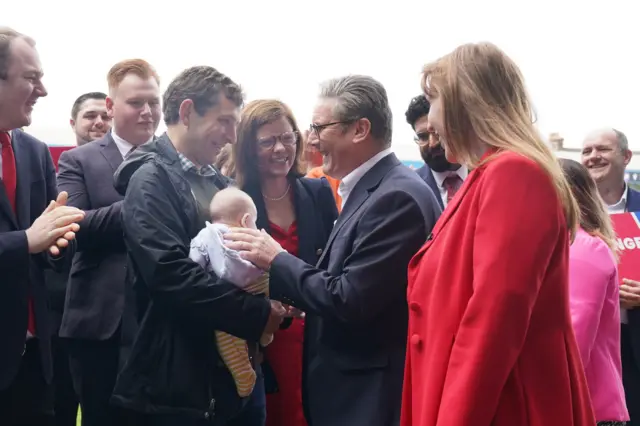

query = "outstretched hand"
(224, 228), (284, 270)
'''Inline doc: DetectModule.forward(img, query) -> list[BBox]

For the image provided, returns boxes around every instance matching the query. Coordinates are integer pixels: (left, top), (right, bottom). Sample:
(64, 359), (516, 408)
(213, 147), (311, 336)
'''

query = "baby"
(189, 187), (273, 397)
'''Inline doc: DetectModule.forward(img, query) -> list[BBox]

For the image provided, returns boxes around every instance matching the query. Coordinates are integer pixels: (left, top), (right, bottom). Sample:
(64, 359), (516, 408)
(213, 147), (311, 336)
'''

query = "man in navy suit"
(226, 75), (441, 426)
(0, 27), (84, 425)
(583, 127), (640, 425)
(405, 94), (467, 210)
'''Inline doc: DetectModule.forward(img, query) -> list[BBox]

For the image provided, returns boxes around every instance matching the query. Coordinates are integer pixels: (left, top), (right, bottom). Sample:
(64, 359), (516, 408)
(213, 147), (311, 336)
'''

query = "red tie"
(1, 131), (36, 335)
(443, 174), (463, 205)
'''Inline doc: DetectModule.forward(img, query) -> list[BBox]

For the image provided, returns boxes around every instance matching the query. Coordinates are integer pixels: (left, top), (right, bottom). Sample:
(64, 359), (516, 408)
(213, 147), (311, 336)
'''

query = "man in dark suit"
(404, 94), (466, 210)
(226, 75), (442, 426)
(57, 59), (161, 426)
(45, 91), (112, 426)
(0, 27), (84, 426)
(582, 127), (640, 424)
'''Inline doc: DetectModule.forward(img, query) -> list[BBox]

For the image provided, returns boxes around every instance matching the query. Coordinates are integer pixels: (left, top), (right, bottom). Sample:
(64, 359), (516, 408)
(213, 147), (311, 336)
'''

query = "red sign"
(48, 145), (74, 171)
(611, 212), (640, 282)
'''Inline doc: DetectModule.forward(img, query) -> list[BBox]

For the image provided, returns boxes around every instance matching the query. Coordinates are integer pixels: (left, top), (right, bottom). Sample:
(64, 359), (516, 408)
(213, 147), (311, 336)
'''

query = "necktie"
(443, 174), (463, 205)
(1, 131), (36, 335)
(1, 131), (17, 212)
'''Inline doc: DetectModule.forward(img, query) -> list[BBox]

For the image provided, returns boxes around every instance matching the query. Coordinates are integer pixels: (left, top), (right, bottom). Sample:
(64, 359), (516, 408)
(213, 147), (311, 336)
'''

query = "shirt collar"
(607, 182), (628, 211)
(431, 166), (468, 188)
(111, 130), (136, 159)
(177, 152), (217, 177)
(338, 148), (392, 204)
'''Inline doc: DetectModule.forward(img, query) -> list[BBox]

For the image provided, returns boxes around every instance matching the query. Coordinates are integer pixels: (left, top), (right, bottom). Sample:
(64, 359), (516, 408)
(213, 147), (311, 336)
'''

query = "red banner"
(48, 145), (74, 171)
(611, 212), (640, 282)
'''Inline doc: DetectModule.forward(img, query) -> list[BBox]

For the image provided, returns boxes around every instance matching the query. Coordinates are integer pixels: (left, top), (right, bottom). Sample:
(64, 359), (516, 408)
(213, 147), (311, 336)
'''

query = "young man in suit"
(405, 94), (467, 210)
(0, 27), (84, 426)
(44, 91), (113, 426)
(226, 75), (442, 426)
(582, 127), (640, 425)
(57, 59), (161, 426)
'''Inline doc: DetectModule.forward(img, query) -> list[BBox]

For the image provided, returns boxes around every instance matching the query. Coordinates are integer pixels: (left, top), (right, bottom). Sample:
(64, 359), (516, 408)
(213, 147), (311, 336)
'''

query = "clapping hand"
(26, 191), (84, 256)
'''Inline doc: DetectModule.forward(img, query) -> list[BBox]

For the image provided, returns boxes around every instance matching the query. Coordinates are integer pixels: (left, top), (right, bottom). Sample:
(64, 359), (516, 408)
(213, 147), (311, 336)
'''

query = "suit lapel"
(293, 179), (316, 264)
(317, 153), (399, 266)
(421, 166), (444, 210)
(0, 181), (17, 228)
(12, 130), (32, 229)
(99, 133), (124, 173)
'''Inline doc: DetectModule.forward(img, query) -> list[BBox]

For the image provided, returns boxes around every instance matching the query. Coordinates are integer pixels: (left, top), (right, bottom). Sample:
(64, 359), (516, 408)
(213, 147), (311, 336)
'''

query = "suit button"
(410, 334), (422, 348)
(316, 248), (323, 256)
(409, 302), (421, 313)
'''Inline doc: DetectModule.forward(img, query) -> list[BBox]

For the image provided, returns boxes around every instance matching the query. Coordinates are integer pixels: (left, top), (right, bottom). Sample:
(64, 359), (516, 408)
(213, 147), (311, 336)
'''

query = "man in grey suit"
(57, 59), (161, 426)
(226, 75), (441, 426)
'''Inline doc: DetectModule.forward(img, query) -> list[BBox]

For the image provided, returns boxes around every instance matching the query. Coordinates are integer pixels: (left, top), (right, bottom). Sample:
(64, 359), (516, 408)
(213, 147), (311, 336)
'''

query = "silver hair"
(319, 75), (392, 146)
(612, 128), (629, 152)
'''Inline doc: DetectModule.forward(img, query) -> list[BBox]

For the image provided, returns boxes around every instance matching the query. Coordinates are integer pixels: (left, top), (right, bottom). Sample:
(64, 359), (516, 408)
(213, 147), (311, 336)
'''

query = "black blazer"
(243, 176), (339, 391)
(269, 153), (441, 426)
(625, 188), (640, 365)
(0, 129), (74, 389)
(57, 133), (131, 343)
(415, 164), (444, 210)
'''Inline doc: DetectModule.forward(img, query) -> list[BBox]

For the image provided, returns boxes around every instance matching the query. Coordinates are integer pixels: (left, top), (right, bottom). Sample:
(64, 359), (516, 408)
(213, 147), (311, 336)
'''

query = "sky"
(3, 0), (639, 164)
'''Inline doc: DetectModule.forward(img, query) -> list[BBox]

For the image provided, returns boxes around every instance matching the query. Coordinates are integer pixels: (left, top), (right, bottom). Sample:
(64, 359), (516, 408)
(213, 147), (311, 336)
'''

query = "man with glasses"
(225, 75), (441, 426)
(405, 94), (467, 210)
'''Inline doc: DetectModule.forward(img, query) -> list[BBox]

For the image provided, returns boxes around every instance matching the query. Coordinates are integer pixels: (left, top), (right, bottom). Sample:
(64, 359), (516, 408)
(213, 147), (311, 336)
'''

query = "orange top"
(306, 167), (342, 212)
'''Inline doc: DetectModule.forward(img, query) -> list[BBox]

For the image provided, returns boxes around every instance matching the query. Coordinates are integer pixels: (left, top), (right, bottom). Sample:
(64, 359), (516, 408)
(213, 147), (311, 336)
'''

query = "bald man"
(582, 128), (640, 424)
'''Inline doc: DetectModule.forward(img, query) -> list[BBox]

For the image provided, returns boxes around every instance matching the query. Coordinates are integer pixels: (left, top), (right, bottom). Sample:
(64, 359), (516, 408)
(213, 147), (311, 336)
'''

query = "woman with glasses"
(231, 99), (338, 426)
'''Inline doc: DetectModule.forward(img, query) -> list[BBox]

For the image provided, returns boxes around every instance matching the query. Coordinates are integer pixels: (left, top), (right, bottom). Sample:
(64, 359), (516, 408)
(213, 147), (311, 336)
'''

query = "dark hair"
(163, 66), (244, 126)
(71, 92), (107, 120)
(405, 95), (431, 129)
(233, 99), (305, 188)
(559, 158), (618, 259)
(0, 27), (35, 80)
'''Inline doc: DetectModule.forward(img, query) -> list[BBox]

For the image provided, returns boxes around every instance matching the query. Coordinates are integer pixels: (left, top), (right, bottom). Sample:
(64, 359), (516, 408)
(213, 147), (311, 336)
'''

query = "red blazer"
(400, 151), (595, 426)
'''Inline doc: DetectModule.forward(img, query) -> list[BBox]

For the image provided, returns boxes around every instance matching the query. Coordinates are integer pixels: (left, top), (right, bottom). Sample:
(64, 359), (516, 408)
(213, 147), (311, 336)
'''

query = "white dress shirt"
(606, 183), (629, 323)
(111, 131), (137, 159)
(431, 166), (469, 208)
(337, 148), (393, 210)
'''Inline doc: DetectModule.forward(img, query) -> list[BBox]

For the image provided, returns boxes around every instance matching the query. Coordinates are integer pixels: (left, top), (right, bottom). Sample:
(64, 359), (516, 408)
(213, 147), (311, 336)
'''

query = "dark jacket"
(110, 134), (271, 421)
(0, 128), (75, 389)
(269, 154), (441, 426)
(57, 133), (131, 343)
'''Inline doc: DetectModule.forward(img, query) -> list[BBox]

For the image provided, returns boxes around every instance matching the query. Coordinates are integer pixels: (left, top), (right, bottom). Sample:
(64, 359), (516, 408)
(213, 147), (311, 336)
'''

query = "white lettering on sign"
(616, 237), (640, 251)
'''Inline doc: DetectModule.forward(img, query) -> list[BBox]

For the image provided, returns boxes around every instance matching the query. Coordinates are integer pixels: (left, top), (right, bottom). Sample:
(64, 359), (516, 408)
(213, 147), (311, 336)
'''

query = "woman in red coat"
(400, 42), (596, 426)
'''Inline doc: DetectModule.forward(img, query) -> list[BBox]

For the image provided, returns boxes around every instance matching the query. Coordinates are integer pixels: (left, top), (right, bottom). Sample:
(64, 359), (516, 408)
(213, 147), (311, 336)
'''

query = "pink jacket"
(569, 228), (628, 422)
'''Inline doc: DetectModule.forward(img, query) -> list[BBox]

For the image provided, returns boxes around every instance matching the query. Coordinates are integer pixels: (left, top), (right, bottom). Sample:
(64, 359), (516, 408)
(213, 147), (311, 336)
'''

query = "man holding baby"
(110, 66), (285, 426)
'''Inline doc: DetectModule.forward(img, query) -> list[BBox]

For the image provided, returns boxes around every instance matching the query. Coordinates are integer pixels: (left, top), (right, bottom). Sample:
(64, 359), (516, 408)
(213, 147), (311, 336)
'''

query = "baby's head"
(209, 187), (258, 229)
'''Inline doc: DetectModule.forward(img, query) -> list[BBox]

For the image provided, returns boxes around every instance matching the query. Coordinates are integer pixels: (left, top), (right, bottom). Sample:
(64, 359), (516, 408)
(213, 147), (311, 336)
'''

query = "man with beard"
(405, 95), (467, 209)
(70, 92), (111, 146)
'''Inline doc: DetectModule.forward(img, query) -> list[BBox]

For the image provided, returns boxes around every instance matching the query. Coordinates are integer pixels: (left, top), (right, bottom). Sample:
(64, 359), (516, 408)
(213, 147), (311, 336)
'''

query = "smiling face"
(581, 129), (630, 186)
(0, 37), (48, 130)
(307, 99), (357, 180)
(71, 98), (111, 145)
(184, 95), (241, 167)
(106, 73), (161, 145)
(255, 116), (297, 180)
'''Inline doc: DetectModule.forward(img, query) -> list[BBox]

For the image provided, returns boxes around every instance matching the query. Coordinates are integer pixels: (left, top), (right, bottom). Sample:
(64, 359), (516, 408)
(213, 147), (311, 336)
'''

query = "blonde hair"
(422, 42), (578, 239)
